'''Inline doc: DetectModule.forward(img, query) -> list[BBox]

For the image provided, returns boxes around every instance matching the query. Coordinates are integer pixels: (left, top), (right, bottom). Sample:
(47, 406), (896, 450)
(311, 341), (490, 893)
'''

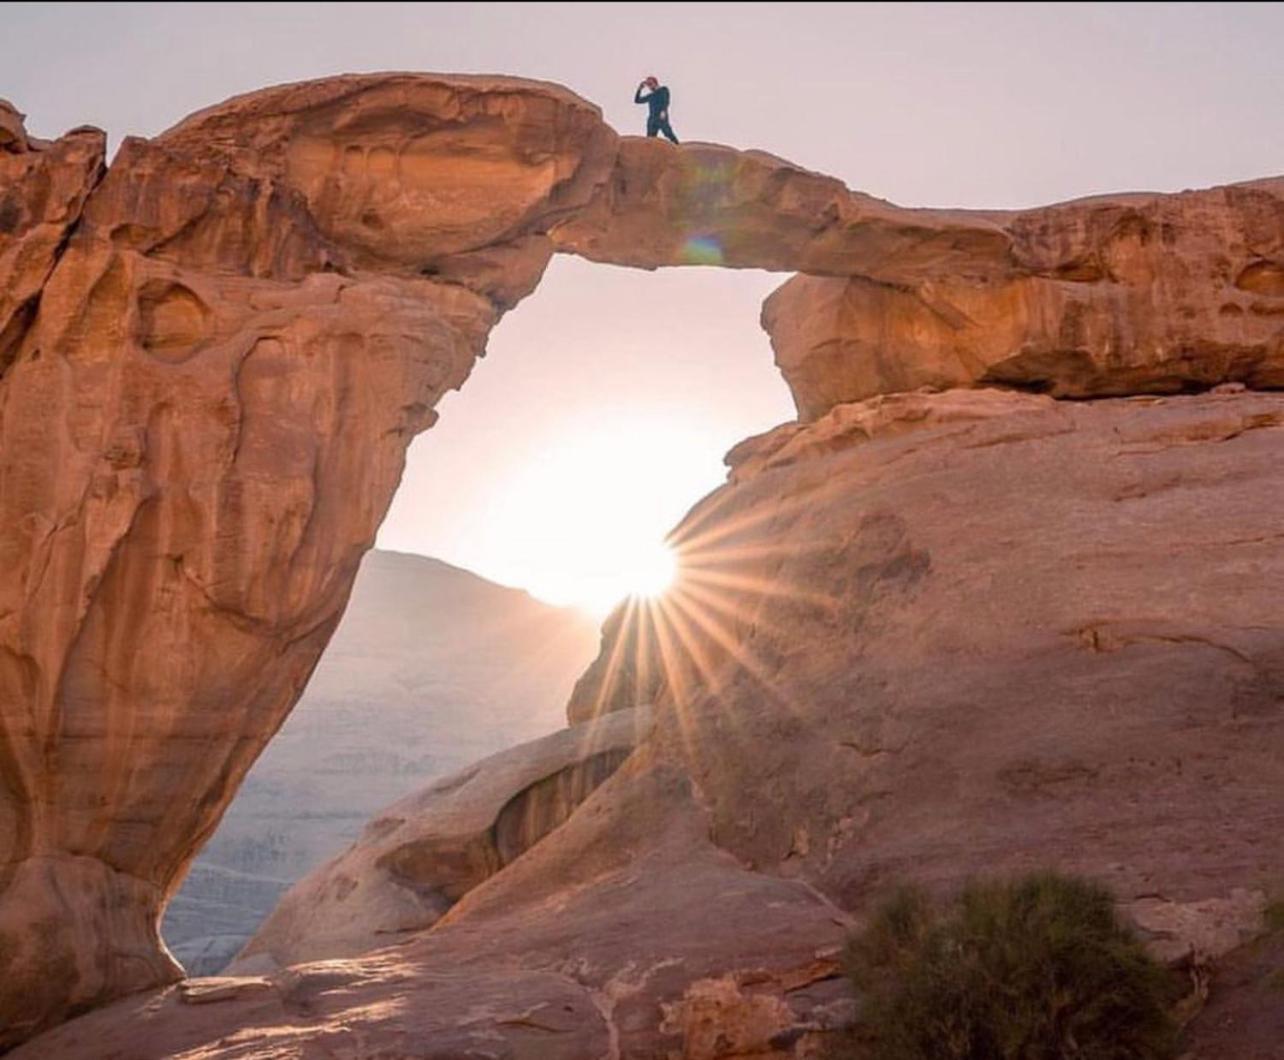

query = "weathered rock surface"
(14, 387), (1284, 1059)
(231, 707), (650, 972)
(13, 750), (854, 1060)
(0, 100), (32, 153)
(2, 69), (1284, 1052)
(1182, 924), (1284, 1059)
(162, 549), (599, 975)
(1127, 888), (1268, 967)
(548, 137), (1012, 282)
(571, 387), (1284, 913)
(0, 74), (610, 1047)
(0, 110), (104, 373)
(764, 180), (1284, 419)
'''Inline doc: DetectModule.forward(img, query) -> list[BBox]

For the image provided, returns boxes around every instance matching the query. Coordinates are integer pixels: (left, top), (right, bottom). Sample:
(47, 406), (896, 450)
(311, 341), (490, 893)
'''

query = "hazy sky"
(8, 3), (1284, 610)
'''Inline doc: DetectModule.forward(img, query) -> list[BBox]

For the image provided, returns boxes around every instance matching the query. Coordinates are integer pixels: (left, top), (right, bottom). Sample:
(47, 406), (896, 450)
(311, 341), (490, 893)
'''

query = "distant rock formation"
(231, 707), (650, 973)
(1, 72), (1281, 1052)
(162, 549), (598, 975)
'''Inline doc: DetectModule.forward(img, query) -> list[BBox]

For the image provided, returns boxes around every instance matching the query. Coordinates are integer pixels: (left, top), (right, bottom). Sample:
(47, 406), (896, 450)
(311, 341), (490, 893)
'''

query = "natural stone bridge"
(0, 73), (1281, 1050)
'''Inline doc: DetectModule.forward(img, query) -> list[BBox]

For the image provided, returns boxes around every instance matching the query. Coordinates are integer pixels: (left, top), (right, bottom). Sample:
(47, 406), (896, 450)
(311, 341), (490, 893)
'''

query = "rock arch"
(0, 73), (1281, 1047)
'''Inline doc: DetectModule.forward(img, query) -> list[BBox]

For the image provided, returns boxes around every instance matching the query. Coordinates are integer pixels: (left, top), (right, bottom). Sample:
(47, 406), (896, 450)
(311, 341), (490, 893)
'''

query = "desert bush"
(839, 872), (1178, 1059)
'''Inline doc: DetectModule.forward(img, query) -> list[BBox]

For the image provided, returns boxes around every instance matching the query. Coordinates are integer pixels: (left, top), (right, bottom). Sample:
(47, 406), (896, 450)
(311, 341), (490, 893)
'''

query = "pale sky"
(8, 2), (1283, 612)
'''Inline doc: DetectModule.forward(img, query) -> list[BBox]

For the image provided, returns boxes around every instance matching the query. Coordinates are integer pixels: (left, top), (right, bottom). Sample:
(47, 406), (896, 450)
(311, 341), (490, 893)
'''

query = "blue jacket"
(634, 85), (670, 118)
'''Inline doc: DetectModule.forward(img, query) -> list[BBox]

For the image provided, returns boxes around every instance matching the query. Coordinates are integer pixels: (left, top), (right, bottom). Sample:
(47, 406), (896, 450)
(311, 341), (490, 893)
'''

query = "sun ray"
(670, 482), (822, 555)
(585, 593), (642, 719)
(681, 563), (840, 611)
(664, 588), (803, 719)
(647, 593), (702, 709)
(647, 595), (719, 769)
(565, 479), (830, 748)
(646, 590), (746, 763)
(673, 576), (820, 648)
(681, 537), (828, 567)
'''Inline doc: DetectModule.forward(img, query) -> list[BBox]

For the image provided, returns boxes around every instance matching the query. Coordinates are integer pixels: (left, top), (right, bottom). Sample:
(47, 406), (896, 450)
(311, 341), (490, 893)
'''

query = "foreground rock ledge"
(0, 70), (1281, 1049)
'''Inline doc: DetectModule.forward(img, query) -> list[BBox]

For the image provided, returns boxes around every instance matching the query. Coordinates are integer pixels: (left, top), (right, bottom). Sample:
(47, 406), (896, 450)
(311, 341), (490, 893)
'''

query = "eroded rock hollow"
(1, 73), (1282, 1054)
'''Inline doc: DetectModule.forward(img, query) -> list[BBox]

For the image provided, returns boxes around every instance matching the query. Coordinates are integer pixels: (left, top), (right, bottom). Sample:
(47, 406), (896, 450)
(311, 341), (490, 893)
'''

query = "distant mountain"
(162, 550), (600, 974)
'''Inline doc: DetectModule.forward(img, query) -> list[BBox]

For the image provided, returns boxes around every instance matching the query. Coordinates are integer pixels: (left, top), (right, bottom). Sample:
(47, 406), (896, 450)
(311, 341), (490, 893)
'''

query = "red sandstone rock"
(2, 70), (1283, 1052)
(0, 114), (104, 372)
(0, 73), (610, 1048)
(12, 753), (854, 1059)
(549, 137), (1012, 282)
(765, 180), (1284, 419)
(0, 100), (31, 153)
(13, 387), (1284, 1058)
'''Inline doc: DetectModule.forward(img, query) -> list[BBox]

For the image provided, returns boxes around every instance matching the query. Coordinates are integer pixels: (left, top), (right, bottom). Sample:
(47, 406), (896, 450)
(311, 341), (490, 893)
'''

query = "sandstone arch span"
(0, 73), (1282, 1049)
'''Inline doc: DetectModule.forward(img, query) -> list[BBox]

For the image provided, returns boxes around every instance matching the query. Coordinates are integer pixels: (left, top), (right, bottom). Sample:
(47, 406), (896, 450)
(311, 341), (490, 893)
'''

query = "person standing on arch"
(635, 76), (679, 143)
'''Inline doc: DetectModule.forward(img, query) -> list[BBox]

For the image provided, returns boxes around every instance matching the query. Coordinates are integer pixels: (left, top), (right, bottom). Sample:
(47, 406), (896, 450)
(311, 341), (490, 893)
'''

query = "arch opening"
(160, 253), (793, 973)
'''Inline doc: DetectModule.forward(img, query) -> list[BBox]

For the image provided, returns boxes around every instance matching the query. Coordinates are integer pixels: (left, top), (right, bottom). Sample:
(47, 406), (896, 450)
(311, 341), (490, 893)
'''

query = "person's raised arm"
(634, 83), (650, 104)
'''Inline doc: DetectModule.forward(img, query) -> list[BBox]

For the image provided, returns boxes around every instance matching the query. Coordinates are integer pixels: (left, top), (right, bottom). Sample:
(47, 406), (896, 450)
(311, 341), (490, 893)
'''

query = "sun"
(610, 538), (677, 605)
(438, 410), (711, 619)
(553, 539), (678, 619)
(628, 539), (678, 599)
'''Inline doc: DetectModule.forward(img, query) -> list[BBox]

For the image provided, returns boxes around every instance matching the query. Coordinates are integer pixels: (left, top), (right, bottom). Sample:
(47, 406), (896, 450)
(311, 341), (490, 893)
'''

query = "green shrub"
(839, 872), (1178, 1060)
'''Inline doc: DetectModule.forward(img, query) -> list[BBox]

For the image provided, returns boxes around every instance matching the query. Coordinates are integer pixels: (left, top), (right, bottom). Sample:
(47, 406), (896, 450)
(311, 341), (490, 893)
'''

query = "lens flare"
(681, 235), (724, 265)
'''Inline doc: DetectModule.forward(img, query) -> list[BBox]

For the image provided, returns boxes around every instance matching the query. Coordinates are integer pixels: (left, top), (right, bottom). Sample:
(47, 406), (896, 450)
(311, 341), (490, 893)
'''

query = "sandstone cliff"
(1, 72), (1282, 1054)
(0, 75), (606, 1045)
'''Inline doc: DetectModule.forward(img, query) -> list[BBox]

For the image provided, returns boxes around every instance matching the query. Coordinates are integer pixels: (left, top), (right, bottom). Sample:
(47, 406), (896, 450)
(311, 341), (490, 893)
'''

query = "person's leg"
(659, 119), (679, 144)
(646, 115), (660, 138)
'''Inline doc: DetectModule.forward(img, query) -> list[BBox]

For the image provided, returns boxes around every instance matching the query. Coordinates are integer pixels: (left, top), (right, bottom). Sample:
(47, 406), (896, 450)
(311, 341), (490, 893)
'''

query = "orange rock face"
(549, 137), (1011, 281)
(14, 387), (1284, 1060)
(0, 114), (104, 371)
(765, 181), (1284, 419)
(1, 71), (1282, 1052)
(0, 74), (610, 1047)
